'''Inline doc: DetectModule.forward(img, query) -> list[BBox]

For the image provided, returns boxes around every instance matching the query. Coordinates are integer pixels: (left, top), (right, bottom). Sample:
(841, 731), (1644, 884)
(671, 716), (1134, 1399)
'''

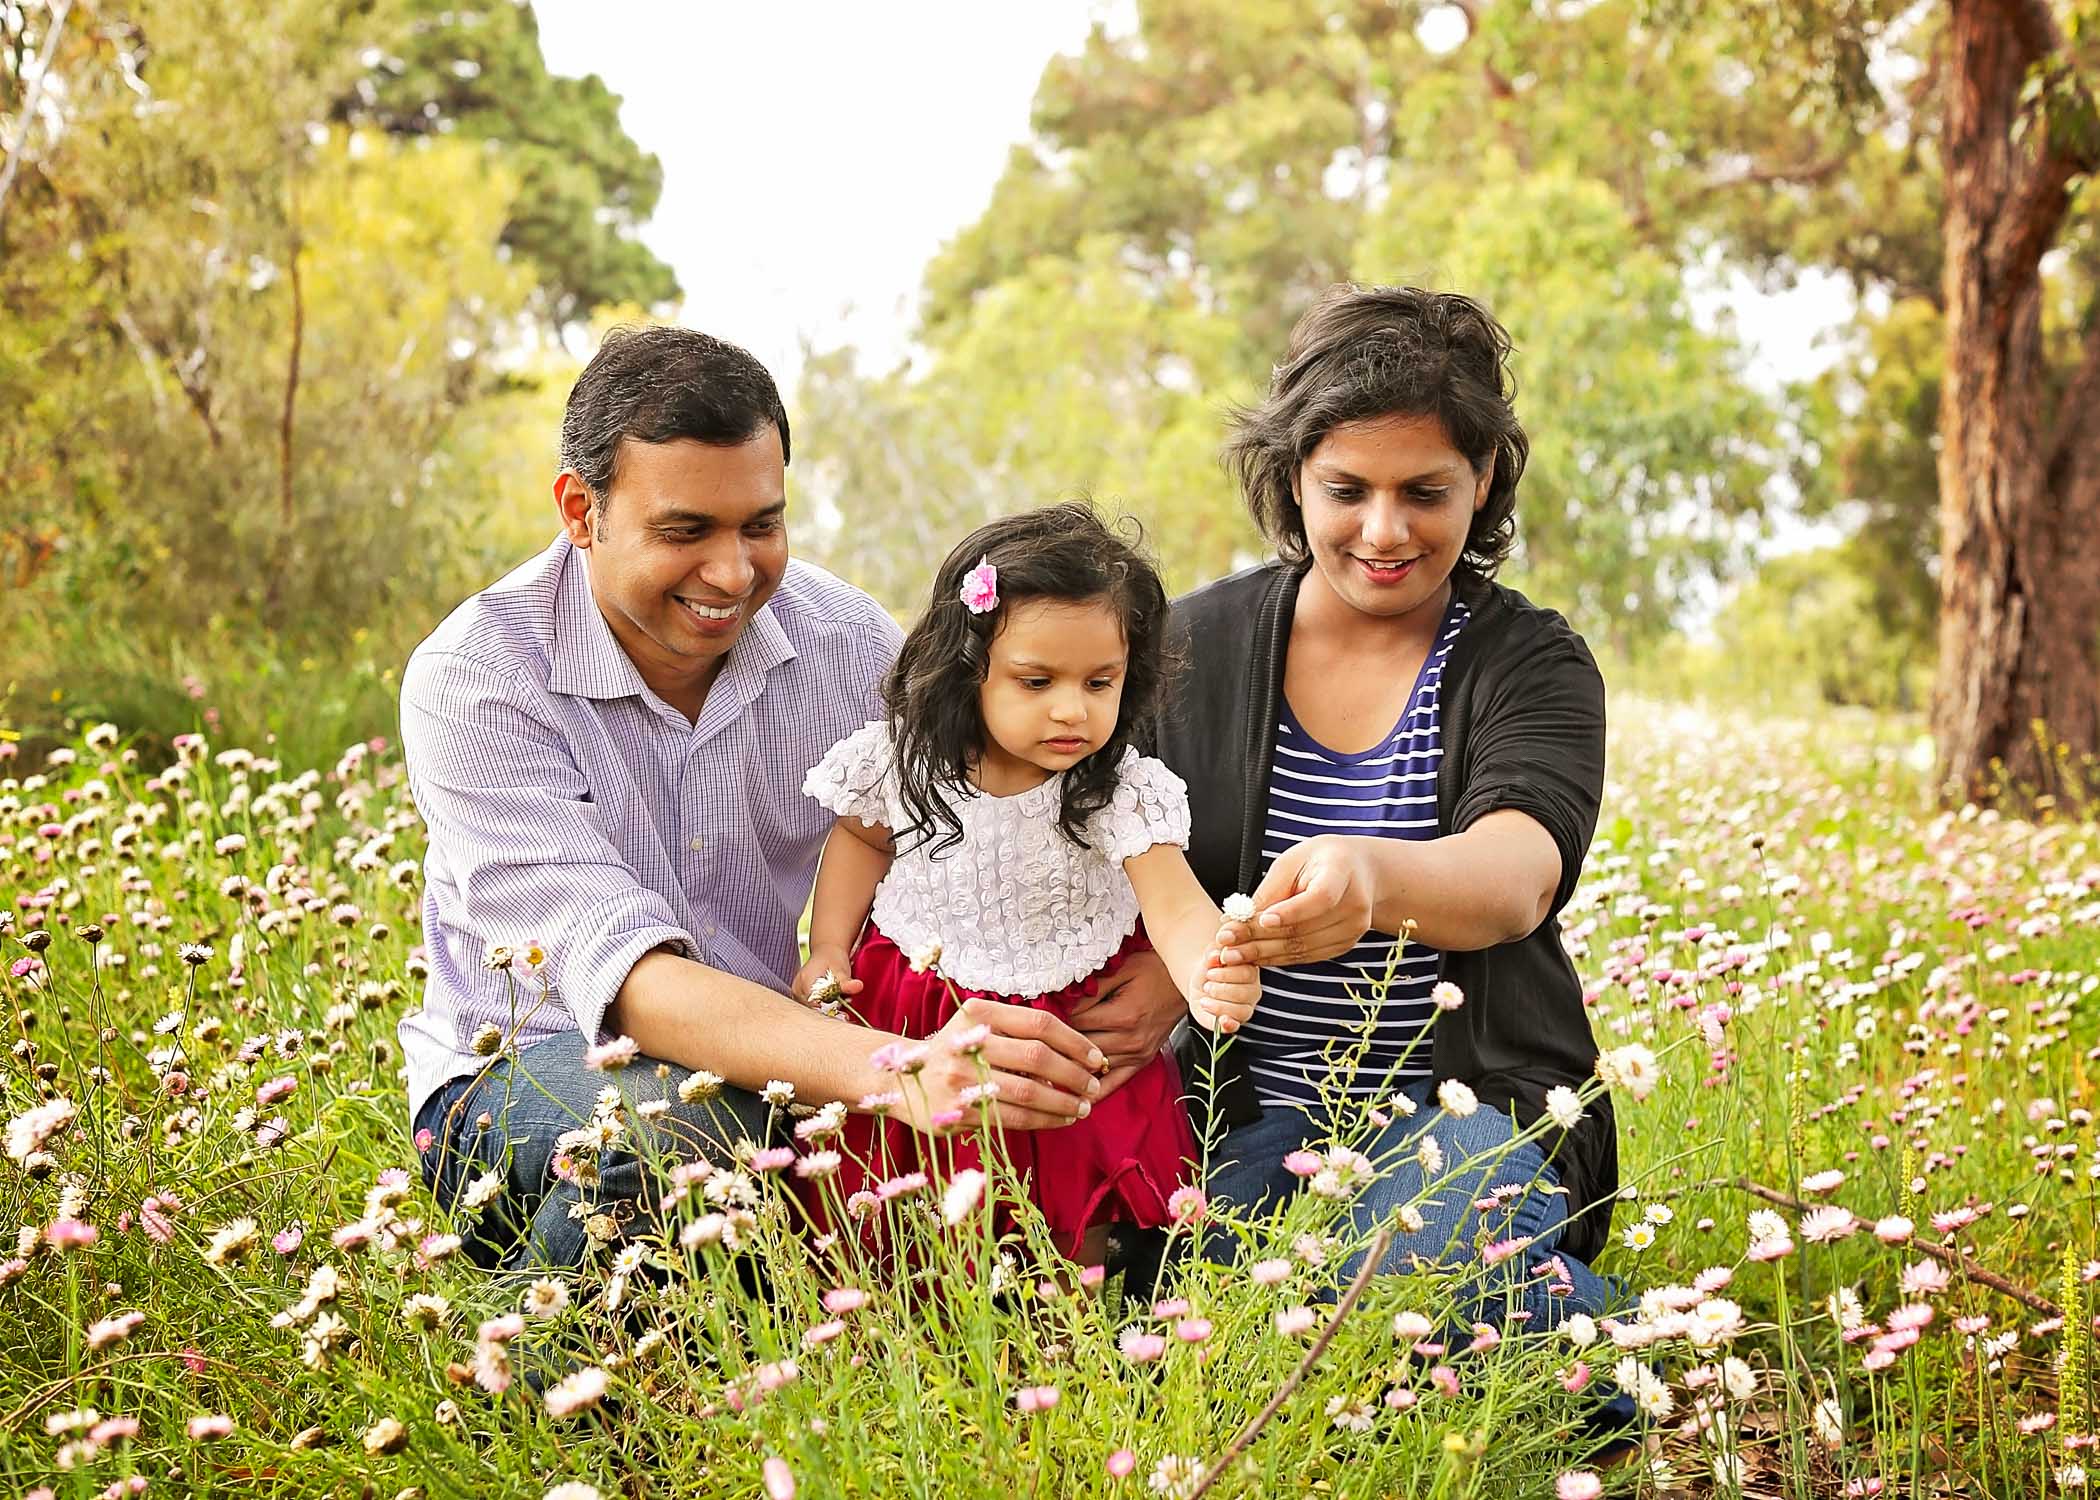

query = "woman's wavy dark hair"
(884, 502), (1172, 858)
(1225, 284), (1529, 581)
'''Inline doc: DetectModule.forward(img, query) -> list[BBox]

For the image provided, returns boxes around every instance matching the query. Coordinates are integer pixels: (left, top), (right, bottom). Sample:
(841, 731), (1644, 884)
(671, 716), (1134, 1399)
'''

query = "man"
(400, 325), (1186, 1268)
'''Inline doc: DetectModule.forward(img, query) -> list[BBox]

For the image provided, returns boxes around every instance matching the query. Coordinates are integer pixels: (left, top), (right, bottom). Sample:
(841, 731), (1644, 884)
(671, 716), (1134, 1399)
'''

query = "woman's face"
(1295, 412), (1491, 626)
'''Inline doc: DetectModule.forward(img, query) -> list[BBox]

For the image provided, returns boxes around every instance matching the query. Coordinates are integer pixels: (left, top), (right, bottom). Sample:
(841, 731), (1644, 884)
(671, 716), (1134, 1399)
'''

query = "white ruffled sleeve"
(1094, 750), (1192, 864)
(802, 720), (895, 827)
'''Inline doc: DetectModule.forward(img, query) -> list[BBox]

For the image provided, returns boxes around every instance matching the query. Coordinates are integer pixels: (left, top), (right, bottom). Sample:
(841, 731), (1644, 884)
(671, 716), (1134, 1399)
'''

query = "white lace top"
(802, 720), (1192, 997)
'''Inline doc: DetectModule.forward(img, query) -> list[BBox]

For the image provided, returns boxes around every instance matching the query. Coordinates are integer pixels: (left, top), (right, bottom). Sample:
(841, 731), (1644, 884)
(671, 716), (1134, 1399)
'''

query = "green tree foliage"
(0, 0), (604, 756)
(797, 0), (1793, 640)
(335, 0), (679, 319)
(797, 242), (1255, 608)
(1355, 156), (1778, 650)
(1799, 295), (1944, 664)
(1692, 543), (1934, 713)
(920, 0), (1413, 360)
(1623, 0), (2100, 787)
(806, 0), (2093, 692)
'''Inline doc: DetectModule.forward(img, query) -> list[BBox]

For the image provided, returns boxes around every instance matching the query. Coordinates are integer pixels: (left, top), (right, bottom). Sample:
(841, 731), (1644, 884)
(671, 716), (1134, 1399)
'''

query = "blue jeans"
(415, 1031), (774, 1271)
(1204, 1081), (1625, 1332)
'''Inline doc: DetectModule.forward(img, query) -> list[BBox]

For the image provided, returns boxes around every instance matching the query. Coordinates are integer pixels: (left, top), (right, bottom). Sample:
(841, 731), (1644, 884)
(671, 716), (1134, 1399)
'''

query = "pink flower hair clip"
(958, 556), (999, 615)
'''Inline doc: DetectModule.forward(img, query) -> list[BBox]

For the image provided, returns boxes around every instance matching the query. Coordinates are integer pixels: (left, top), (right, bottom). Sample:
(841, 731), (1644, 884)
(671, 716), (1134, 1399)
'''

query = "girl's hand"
(1188, 952), (1261, 1034)
(792, 946), (861, 1006)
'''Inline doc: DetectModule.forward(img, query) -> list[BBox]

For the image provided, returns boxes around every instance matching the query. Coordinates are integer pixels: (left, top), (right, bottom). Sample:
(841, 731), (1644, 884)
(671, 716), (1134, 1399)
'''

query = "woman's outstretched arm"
(1213, 810), (1561, 967)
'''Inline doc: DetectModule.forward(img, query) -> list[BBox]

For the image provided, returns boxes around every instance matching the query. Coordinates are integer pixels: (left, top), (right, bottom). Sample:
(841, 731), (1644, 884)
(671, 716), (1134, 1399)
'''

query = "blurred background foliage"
(1, 0), (654, 760)
(4, 0), (2094, 766)
(787, 0), (1990, 710)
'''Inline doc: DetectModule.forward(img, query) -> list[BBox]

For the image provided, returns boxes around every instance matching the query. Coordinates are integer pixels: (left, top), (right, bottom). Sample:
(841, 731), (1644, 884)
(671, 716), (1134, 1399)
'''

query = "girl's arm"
(1122, 843), (1261, 1032)
(793, 816), (895, 1002)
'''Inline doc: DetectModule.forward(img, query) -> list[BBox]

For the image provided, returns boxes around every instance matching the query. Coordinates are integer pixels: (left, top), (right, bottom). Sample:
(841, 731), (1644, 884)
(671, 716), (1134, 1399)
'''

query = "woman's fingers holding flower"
(1229, 918), (1362, 967)
(1221, 838), (1377, 966)
(1251, 838), (1362, 925)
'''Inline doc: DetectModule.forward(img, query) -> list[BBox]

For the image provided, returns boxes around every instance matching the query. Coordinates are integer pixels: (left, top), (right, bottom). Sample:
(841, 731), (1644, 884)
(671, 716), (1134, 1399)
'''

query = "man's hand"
(1065, 948), (1186, 1099)
(891, 998), (1107, 1135)
(1216, 836), (1380, 968)
(791, 944), (860, 1007)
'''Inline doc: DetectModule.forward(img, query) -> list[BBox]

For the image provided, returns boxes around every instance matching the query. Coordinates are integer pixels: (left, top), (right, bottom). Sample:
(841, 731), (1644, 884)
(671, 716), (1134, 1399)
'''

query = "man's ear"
(555, 470), (597, 548)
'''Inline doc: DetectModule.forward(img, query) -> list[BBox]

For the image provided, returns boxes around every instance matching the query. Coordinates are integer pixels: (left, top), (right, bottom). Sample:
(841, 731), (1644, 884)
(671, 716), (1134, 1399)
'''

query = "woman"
(1155, 283), (1619, 1326)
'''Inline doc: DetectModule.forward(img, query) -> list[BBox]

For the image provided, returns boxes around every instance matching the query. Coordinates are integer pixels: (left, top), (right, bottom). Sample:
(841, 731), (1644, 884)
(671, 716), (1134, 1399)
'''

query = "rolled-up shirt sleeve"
(401, 649), (699, 1045)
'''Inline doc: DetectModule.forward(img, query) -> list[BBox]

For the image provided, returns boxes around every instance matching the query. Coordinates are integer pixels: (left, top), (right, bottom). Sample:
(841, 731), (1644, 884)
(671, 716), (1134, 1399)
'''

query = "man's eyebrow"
(651, 499), (788, 527)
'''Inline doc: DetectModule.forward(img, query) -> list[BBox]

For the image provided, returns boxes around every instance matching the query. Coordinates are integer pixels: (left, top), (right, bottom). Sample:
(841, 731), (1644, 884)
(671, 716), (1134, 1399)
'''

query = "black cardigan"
(1154, 562), (1618, 1265)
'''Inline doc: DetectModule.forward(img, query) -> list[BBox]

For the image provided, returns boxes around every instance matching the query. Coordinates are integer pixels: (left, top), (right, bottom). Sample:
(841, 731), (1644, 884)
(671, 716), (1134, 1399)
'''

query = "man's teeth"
(681, 600), (738, 620)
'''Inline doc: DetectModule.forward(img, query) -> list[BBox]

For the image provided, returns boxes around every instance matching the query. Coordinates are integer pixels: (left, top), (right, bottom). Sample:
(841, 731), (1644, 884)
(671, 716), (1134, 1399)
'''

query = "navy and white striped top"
(1242, 597), (1470, 1110)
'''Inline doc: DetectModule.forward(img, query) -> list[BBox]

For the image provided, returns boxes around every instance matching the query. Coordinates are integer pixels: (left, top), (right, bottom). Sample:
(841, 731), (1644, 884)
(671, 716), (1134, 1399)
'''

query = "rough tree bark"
(1932, 0), (2100, 802)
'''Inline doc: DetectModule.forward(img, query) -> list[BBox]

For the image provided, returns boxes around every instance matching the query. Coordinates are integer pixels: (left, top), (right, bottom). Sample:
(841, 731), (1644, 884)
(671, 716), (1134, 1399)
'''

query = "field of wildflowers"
(1, 704), (2095, 1499)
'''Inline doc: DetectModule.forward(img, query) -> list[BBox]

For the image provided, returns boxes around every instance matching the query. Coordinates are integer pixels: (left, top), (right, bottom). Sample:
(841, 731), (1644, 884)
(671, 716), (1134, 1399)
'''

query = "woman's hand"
(890, 999), (1107, 1135)
(1215, 835), (1380, 967)
(791, 944), (860, 1006)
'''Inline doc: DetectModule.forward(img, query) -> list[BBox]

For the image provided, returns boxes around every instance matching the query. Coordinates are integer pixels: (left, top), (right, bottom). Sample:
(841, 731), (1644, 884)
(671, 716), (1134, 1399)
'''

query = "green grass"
(0, 701), (2094, 1498)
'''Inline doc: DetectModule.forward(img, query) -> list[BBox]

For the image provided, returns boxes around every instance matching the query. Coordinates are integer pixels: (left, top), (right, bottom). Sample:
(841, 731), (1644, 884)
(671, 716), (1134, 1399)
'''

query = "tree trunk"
(1931, 0), (2100, 803)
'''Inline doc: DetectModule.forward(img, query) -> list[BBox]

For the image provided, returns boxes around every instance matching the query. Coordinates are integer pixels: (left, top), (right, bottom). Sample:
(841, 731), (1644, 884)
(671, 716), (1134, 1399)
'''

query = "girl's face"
(975, 596), (1128, 791)
(1296, 412), (1490, 629)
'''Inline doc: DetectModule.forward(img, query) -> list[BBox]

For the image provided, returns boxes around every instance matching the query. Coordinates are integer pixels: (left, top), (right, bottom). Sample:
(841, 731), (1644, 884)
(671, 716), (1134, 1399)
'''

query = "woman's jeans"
(1203, 1080), (1625, 1333)
(415, 1031), (773, 1271)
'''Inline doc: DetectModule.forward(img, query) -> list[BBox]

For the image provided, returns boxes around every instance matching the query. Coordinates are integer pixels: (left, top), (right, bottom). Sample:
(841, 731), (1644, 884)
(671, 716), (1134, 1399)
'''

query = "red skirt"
(813, 922), (1198, 1258)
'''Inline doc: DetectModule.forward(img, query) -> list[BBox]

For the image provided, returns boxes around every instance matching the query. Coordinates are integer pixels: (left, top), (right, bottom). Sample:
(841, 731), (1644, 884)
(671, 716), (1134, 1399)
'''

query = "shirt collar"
(731, 600), (798, 679)
(692, 592), (799, 742)
(546, 540), (651, 701)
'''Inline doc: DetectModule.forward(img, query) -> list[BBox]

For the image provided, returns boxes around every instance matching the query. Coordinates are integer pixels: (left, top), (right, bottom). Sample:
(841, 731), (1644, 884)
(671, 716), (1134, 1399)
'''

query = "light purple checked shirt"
(396, 536), (902, 1122)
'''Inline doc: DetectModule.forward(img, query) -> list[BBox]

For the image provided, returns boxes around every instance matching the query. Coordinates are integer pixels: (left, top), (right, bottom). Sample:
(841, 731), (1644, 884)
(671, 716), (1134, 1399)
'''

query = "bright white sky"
(535, 1), (1111, 384)
(535, 1), (1851, 527)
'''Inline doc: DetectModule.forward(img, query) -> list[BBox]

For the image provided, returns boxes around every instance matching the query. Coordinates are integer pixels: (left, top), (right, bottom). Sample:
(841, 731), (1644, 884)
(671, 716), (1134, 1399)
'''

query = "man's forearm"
(607, 949), (883, 1105)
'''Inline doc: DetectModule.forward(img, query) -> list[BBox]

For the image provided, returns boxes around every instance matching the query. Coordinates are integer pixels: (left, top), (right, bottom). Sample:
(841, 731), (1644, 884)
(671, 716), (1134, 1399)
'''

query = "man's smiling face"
(557, 428), (788, 710)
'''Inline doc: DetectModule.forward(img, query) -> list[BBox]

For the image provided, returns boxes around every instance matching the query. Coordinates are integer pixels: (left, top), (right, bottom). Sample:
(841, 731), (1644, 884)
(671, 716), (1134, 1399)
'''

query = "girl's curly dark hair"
(1225, 284), (1529, 581)
(884, 502), (1172, 858)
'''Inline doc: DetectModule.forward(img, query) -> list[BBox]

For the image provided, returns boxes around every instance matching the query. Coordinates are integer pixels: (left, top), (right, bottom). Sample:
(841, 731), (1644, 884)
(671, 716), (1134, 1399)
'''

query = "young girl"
(794, 503), (1260, 1261)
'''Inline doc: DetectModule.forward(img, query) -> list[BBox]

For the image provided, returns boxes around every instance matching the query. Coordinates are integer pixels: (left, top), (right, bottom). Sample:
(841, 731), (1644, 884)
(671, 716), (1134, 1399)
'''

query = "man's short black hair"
(558, 324), (790, 498)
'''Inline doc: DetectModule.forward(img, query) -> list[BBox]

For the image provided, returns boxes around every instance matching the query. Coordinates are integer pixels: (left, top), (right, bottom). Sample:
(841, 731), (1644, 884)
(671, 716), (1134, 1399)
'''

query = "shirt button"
(688, 836), (705, 853)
